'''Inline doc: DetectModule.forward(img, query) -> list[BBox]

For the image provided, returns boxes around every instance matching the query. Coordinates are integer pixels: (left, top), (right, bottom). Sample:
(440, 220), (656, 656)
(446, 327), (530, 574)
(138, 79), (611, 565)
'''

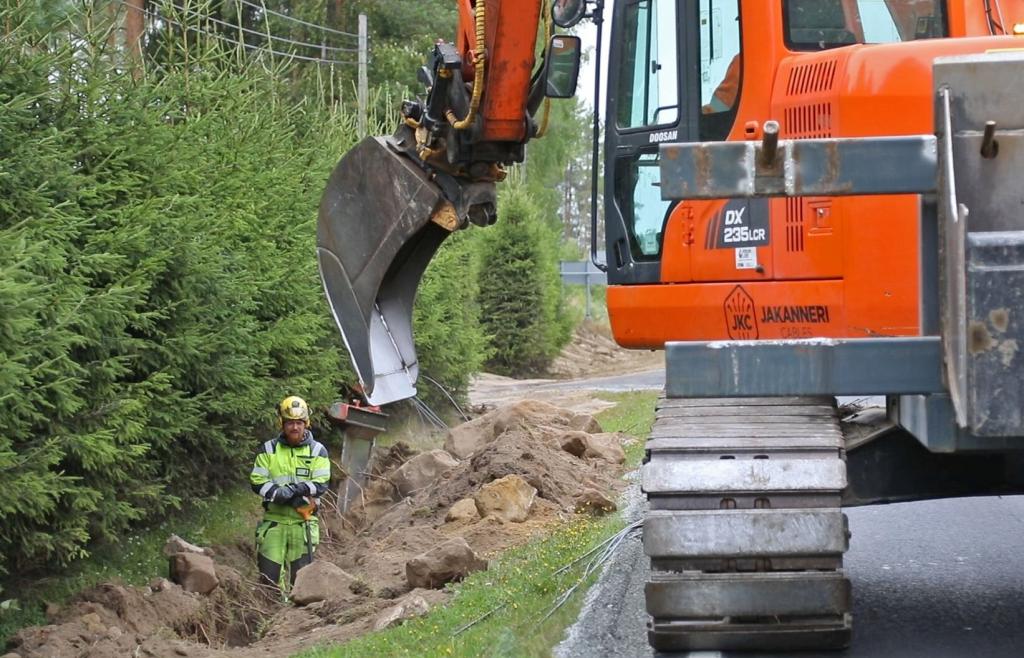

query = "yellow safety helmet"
(278, 395), (310, 428)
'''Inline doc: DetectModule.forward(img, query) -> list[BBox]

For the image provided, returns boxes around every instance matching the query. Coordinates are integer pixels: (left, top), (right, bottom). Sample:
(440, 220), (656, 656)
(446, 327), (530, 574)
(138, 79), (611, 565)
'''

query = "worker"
(250, 395), (331, 591)
(703, 54), (741, 114)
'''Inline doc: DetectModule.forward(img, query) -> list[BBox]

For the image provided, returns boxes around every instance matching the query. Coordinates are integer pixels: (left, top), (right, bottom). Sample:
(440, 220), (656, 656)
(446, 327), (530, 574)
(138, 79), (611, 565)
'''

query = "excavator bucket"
(317, 135), (456, 406)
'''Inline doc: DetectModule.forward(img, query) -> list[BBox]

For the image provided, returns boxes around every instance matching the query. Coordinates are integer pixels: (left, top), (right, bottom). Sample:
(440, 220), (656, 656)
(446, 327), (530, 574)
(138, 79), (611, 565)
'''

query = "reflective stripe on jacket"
(249, 430), (330, 522)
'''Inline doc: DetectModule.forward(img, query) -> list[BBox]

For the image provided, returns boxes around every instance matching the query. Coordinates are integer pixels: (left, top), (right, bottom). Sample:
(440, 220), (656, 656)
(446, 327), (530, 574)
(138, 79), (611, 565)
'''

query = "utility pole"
(358, 13), (368, 138)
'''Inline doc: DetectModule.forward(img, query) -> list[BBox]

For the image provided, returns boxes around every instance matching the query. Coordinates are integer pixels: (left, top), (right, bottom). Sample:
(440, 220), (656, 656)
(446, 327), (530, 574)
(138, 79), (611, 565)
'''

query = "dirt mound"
(8, 566), (268, 658)
(547, 320), (662, 379)
(6, 401), (629, 658)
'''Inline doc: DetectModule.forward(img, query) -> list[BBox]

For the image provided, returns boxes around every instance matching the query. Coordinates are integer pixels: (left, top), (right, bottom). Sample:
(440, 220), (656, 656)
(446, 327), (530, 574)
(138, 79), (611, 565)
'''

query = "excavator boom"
(317, 0), (579, 405)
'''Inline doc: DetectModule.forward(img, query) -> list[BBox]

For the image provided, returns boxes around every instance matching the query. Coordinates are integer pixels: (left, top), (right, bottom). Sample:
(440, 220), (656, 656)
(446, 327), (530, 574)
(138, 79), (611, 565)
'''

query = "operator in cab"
(250, 396), (331, 592)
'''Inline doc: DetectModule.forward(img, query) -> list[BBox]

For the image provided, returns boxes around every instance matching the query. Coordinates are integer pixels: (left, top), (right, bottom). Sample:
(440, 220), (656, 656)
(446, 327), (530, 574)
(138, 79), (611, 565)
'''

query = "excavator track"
(642, 396), (851, 652)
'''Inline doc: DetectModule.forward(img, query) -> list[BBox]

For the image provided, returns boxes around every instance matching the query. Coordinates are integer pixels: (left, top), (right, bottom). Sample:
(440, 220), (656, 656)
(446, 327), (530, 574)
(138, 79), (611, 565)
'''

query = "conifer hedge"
(0, 5), (486, 574)
(477, 186), (573, 377)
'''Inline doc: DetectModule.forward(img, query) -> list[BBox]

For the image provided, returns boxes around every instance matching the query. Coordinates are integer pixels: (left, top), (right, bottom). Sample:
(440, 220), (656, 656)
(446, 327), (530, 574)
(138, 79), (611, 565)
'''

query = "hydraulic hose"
(535, 0), (553, 138)
(446, 1), (486, 130)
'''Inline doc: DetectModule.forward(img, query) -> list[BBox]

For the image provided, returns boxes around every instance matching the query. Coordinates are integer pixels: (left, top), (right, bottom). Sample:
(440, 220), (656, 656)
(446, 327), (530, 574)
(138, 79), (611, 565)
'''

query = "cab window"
(615, 151), (671, 260)
(615, 0), (680, 129)
(785, 0), (948, 50)
(699, 0), (741, 141)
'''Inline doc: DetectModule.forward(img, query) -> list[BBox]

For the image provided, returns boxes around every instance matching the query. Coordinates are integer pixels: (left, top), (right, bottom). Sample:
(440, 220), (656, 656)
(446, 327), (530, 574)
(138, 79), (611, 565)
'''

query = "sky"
(574, 13), (610, 112)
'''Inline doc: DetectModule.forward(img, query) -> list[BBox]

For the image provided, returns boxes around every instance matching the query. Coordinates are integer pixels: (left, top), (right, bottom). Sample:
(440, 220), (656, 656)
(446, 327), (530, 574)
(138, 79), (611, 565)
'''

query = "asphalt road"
(556, 492), (1024, 658)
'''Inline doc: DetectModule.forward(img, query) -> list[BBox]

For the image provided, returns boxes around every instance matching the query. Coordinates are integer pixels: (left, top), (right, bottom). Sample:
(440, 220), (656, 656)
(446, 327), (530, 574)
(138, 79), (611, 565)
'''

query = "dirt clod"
(170, 553), (220, 594)
(290, 561), (357, 607)
(474, 474), (537, 523)
(445, 497), (479, 523)
(405, 537), (488, 589)
(574, 488), (618, 516)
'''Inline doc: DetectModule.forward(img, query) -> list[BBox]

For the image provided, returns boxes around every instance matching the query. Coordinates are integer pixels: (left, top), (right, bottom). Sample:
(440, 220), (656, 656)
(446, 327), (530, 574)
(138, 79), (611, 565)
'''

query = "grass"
(595, 390), (659, 467)
(299, 390), (658, 658)
(0, 487), (262, 645)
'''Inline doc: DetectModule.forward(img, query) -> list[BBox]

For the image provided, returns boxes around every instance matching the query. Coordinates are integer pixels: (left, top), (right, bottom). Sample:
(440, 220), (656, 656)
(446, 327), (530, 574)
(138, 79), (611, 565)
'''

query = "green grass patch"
(298, 390), (657, 658)
(300, 515), (623, 658)
(595, 390), (658, 467)
(0, 487), (262, 644)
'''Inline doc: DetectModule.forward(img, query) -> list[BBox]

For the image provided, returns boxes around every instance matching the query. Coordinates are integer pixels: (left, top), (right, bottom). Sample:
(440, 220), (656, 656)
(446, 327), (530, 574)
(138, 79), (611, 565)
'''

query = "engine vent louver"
(786, 197), (805, 252)
(786, 59), (838, 96)
(782, 58), (838, 252)
(784, 103), (834, 139)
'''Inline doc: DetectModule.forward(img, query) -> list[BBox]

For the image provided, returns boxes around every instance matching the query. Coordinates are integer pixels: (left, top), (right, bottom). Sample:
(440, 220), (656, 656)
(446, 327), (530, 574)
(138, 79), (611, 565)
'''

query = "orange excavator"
(318, 0), (1024, 651)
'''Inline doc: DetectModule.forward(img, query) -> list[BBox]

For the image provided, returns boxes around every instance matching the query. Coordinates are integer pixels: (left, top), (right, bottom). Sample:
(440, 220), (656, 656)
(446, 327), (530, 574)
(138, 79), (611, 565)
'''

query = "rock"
(162, 534), (211, 557)
(444, 416), (495, 459)
(568, 413), (602, 434)
(474, 474), (536, 523)
(290, 561), (356, 606)
(1, 653), (21, 658)
(372, 592), (431, 630)
(169, 553), (219, 594)
(106, 626), (124, 639)
(445, 497), (479, 523)
(560, 431), (625, 464)
(44, 602), (61, 620)
(559, 431), (592, 457)
(406, 537), (488, 588)
(586, 433), (627, 464)
(392, 450), (459, 497)
(574, 488), (617, 515)
(79, 612), (107, 635)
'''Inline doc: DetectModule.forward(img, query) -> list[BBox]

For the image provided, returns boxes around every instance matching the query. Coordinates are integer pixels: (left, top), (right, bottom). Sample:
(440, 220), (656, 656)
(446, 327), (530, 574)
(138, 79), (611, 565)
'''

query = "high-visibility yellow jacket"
(249, 431), (331, 523)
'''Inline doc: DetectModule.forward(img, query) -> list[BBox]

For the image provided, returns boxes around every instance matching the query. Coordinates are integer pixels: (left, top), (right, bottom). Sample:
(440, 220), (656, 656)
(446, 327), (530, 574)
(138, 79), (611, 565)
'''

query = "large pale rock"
(568, 413), (602, 434)
(560, 431), (625, 464)
(162, 534), (211, 557)
(574, 488), (617, 515)
(372, 592), (431, 630)
(406, 537), (488, 588)
(169, 552), (219, 594)
(474, 474), (536, 523)
(392, 450), (459, 497)
(444, 416), (495, 459)
(445, 497), (479, 523)
(290, 561), (356, 606)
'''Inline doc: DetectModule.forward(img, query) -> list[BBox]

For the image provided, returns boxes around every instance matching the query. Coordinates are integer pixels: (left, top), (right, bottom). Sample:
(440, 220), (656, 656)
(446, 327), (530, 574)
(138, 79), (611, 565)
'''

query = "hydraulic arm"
(317, 0), (580, 405)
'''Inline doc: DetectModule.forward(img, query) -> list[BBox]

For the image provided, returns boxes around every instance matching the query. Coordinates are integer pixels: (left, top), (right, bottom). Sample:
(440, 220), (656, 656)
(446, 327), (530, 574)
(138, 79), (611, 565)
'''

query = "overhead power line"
(113, 0), (356, 65)
(235, 0), (359, 40)
(164, 2), (359, 54)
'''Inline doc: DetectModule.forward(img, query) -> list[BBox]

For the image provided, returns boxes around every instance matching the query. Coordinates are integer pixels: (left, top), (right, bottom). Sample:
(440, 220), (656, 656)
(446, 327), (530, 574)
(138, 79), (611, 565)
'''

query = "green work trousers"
(255, 517), (320, 589)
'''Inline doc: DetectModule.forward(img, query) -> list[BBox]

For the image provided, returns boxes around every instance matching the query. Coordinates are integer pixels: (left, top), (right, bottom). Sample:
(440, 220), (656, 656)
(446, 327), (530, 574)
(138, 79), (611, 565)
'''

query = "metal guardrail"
(559, 259), (607, 285)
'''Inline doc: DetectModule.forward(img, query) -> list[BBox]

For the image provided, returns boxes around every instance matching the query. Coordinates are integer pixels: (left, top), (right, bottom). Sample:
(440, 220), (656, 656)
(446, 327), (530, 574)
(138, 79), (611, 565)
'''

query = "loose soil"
(5, 323), (654, 658)
(6, 408), (629, 658)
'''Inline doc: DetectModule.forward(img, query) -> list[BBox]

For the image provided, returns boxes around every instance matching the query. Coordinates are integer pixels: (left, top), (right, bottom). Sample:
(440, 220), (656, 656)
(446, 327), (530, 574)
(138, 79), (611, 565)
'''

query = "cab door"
(604, 0), (697, 285)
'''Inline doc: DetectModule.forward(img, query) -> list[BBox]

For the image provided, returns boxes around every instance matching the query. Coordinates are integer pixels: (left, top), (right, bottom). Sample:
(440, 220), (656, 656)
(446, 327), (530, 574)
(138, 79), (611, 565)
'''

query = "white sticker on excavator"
(735, 247), (757, 269)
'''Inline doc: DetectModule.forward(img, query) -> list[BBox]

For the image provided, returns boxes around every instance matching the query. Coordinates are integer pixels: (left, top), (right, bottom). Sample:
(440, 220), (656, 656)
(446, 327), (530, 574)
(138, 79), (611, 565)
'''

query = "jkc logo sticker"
(724, 285), (759, 339)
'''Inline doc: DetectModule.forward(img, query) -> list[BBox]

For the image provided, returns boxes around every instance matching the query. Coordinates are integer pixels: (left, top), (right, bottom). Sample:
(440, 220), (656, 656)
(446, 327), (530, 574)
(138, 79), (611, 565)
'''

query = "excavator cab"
(317, 3), (582, 405)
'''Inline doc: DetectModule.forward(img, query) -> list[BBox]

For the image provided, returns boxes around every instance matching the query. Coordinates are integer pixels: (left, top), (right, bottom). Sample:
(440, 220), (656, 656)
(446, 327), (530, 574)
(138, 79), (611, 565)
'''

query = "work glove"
(271, 484), (298, 504)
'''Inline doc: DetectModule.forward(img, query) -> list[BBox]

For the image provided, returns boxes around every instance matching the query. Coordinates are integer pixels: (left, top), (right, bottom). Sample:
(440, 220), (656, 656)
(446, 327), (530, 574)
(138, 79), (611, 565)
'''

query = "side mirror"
(552, 0), (587, 28)
(544, 35), (582, 98)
